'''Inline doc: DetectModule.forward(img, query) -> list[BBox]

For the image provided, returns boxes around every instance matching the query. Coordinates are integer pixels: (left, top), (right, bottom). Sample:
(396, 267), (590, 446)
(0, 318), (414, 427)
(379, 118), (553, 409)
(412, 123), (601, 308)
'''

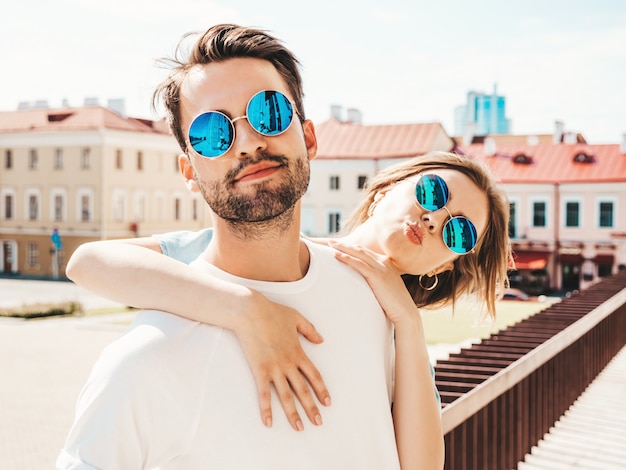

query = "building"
(454, 84), (511, 138)
(312, 114), (625, 294)
(306, 116), (455, 236)
(0, 105), (211, 278)
(459, 138), (626, 293)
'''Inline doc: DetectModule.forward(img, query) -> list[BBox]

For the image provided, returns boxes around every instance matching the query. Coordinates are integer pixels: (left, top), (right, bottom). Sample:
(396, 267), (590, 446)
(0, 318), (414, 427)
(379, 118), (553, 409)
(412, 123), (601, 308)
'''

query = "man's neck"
(202, 212), (309, 282)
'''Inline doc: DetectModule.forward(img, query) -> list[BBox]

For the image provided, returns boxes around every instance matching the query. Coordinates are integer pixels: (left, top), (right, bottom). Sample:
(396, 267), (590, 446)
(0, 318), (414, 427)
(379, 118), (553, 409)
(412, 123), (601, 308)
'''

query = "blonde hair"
(343, 151), (512, 319)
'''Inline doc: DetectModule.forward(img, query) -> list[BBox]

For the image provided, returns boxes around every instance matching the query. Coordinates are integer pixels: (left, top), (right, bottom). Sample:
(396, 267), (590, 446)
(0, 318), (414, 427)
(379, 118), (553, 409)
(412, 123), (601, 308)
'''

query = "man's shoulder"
(99, 311), (221, 378)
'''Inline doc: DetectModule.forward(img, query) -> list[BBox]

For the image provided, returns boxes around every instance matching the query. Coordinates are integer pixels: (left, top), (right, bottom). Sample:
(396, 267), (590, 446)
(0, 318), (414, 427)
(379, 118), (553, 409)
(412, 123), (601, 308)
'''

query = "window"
(174, 197), (181, 221)
(532, 201), (546, 227)
(81, 195), (90, 221)
(115, 149), (123, 169)
(77, 190), (94, 222)
(508, 201), (516, 238)
(53, 194), (65, 222)
(3, 193), (14, 219)
(137, 151), (144, 171)
(28, 194), (39, 221)
(599, 201), (614, 228)
(328, 212), (341, 234)
(329, 175), (340, 191)
(29, 149), (38, 169)
(133, 192), (146, 222)
(27, 243), (39, 267)
(357, 175), (368, 190)
(598, 263), (612, 278)
(565, 201), (580, 227)
(4, 150), (12, 169)
(300, 206), (315, 236)
(155, 193), (165, 221)
(81, 148), (91, 169)
(113, 190), (126, 222)
(192, 199), (198, 221)
(54, 148), (63, 170)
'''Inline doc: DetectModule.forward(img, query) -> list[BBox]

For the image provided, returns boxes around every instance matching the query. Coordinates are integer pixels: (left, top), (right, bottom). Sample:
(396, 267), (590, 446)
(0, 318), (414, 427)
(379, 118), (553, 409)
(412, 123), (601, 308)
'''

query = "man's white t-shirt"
(58, 239), (400, 469)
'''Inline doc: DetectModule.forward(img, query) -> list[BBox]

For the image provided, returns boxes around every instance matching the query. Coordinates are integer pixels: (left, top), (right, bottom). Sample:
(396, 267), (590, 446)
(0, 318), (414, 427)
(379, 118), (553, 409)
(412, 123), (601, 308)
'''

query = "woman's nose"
(421, 211), (447, 232)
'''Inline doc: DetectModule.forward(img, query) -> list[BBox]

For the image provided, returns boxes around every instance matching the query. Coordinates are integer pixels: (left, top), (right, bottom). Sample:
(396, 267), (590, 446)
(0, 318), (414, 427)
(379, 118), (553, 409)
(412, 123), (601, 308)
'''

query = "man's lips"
(235, 162), (282, 182)
(404, 222), (424, 245)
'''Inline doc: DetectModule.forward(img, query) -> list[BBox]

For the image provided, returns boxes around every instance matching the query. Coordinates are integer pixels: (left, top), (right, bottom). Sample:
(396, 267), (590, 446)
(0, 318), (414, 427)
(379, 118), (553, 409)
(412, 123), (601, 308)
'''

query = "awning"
(559, 253), (583, 264)
(512, 251), (549, 270)
(594, 254), (615, 264)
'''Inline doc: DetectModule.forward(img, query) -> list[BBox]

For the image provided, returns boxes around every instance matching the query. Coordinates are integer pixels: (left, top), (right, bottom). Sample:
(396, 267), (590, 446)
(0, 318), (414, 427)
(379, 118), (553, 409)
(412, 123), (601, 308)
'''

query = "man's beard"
(195, 153), (310, 238)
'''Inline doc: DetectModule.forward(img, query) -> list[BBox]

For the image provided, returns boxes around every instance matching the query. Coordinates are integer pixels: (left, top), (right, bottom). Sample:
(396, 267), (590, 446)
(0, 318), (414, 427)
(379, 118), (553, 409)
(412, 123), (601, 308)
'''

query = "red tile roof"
(460, 142), (626, 183)
(0, 107), (169, 134)
(315, 118), (454, 159)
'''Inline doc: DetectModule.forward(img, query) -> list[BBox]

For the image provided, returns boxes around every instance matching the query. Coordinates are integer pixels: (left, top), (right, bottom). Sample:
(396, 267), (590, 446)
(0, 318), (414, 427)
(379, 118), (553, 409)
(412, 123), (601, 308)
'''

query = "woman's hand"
(232, 290), (331, 431)
(327, 240), (418, 325)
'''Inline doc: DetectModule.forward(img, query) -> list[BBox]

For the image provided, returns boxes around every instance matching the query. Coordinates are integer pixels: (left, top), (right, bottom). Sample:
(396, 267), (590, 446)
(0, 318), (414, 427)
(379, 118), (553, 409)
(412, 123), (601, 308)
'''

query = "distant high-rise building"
(454, 84), (511, 137)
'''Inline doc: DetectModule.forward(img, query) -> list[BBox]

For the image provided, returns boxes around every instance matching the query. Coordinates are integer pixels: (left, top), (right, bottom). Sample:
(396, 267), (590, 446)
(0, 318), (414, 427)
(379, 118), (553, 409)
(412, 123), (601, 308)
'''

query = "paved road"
(0, 279), (133, 469)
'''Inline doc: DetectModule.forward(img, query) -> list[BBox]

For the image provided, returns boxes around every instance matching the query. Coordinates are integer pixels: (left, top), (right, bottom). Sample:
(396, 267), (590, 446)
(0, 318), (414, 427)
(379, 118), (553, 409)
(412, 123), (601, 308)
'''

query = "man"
(57, 24), (399, 469)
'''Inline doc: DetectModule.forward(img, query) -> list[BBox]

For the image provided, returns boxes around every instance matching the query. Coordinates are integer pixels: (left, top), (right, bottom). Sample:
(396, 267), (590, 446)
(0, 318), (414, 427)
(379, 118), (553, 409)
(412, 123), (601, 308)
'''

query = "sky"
(1, 0), (624, 143)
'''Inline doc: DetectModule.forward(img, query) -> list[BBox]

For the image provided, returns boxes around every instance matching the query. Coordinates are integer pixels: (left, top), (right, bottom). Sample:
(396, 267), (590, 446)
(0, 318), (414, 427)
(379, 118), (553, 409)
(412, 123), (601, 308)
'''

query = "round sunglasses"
(413, 174), (478, 254)
(187, 90), (295, 158)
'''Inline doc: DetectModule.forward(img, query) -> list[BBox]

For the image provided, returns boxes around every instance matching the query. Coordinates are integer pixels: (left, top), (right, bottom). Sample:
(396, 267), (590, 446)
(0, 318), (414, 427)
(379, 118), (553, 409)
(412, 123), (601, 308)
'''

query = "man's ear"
(302, 119), (318, 161)
(179, 154), (200, 193)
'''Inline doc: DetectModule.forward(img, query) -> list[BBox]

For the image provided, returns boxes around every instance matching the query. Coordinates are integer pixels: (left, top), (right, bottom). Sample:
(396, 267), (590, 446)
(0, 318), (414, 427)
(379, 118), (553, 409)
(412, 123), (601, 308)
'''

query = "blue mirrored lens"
(443, 217), (477, 254)
(415, 174), (449, 211)
(189, 111), (234, 158)
(247, 90), (294, 136)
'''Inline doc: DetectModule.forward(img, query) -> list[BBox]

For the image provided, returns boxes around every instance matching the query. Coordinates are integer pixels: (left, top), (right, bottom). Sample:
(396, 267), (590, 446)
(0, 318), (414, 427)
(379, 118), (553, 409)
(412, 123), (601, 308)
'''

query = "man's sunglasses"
(188, 90), (296, 158)
(413, 174), (478, 255)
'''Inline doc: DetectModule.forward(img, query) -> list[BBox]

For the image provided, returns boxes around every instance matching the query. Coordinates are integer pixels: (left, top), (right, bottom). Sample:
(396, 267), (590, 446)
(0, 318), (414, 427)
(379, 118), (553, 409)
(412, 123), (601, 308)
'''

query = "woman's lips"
(404, 222), (424, 245)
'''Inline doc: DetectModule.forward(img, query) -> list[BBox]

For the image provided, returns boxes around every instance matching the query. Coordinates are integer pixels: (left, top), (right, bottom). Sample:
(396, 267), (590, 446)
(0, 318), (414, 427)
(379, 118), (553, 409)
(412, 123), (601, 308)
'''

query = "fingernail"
(315, 414), (323, 426)
(324, 397), (332, 406)
(296, 420), (304, 431)
(265, 417), (272, 427)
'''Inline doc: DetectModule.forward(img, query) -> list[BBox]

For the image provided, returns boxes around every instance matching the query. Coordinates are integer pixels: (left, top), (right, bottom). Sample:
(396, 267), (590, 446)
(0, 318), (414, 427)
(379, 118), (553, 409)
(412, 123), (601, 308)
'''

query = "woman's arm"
(328, 240), (445, 469)
(66, 237), (331, 431)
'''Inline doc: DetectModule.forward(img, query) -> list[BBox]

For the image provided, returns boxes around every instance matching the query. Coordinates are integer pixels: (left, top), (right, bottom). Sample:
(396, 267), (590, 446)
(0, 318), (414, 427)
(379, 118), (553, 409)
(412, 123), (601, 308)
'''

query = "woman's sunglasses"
(414, 174), (478, 254)
(187, 90), (295, 158)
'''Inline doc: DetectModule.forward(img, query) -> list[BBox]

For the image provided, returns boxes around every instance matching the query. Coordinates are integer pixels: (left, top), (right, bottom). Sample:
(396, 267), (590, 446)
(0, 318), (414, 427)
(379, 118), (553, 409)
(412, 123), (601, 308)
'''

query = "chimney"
(553, 120), (564, 143)
(563, 131), (577, 144)
(621, 133), (626, 154)
(346, 108), (362, 124)
(330, 104), (343, 121)
(33, 100), (49, 109)
(107, 98), (127, 116)
(463, 122), (476, 146)
(84, 97), (100, 107)
(527, 135), (539, 146)
(484, 137), (496, 156)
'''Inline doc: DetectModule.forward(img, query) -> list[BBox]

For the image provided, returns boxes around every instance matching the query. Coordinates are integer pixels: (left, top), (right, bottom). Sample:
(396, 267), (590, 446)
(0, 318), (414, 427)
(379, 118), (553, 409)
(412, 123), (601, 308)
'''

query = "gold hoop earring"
(419, 273), (438, 291)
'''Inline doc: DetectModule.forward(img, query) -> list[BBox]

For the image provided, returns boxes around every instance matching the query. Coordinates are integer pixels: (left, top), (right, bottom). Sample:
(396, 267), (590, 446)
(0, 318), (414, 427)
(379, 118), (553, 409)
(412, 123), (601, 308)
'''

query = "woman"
(67, 151), (511, 469)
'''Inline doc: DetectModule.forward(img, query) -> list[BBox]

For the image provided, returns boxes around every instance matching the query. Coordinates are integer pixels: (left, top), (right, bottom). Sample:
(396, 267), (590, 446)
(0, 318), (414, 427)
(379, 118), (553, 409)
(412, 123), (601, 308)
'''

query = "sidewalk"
(0, 279), (132, 469)
(0, 313), (134, 469)
(518, 345), (626, 469)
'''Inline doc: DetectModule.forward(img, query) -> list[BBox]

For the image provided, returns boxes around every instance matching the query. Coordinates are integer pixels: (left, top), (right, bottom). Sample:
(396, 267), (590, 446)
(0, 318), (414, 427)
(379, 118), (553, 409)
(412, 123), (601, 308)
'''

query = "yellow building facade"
(0, 106), (211, 278)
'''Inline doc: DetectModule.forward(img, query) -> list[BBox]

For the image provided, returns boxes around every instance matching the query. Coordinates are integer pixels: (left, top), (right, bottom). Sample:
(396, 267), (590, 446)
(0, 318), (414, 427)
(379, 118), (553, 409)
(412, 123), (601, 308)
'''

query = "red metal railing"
(437, 270), (626, 469)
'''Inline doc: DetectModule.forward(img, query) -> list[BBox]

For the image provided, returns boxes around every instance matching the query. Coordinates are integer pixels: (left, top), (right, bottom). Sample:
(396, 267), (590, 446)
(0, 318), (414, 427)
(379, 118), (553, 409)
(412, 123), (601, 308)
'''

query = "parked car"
(502, 288), (530, 301)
